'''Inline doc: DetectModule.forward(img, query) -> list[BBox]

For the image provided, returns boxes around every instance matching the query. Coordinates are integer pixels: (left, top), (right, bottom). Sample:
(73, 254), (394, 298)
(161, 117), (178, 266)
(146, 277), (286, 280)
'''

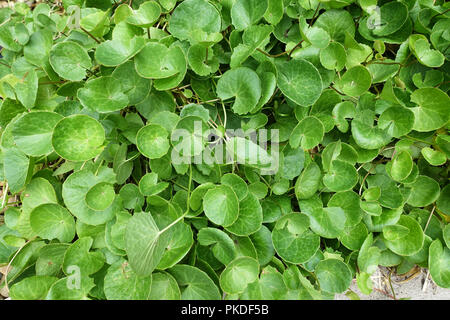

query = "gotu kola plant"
(0, 0), (449, 300)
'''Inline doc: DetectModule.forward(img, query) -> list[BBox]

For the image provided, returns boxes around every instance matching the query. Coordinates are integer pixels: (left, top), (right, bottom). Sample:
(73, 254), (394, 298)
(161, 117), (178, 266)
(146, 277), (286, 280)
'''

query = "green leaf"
(62, 237), (105, 276)
(225, 136), (273, 169)
(305, 206), (347, 239)
(219, 256), (259, 294)
(371, 1), (408, 36)
(112, 61), (151, 105)
(323, 160), (358, 192)
(52, 115), (105, 162)
(356, 272), (373, 295)
(275, 58), (323, 107)
(104, 259), (152, 300)
(231, 0), (268, 31)
(320, 42), (346, 71)
(125, 212), (172, 277)
(216, 67), (261, 115)
(389, 151), (413, 182)
(134, 42), (186, 79)
(410, 37), (445, 68)
(290, 116), (324, 150)
(421, 147), (447, 166)
(437, 185), (450, 215)
(241, 265), (287, 299)
(220, 173), (248, 201)
(410, 88), (450, 132)
(314, 9), (355, 43)
(406, 175), (440, 207)
(315, 259), (352, 294)
(336, 65), (372, 97)
(264, 0), (283, 25)
(12, 111), (63, 157)
(10, 276), (58, 300)
(149, 272), (181, 300)
(30, 203), (75, 243)
(62, 167), (118, 225)
(295, 162), (322, 200)
(351, 111), (392, 150)
(168, 264), (221, 300)
(85, 182), (115, 211)
(78, 76), (129, 113)
(225, 192), (262, 236)
(378, 106), (415, 138)
(136, 124), (170, 159)
(14, 69), (38, 109)
(198, 227), (237, 265)
(188, 45), (219, 76)
(203, 185), (239, 227)
(357, 233), (380, 274)
(126, 1), (161, 27)
(382, 215), (424, 256)
(272, 213), (320, 264)
(429, 240), (450, 288)
(49, 41), (92, 81)
(139, 172), (169, 196)
(95, 37), (146, 67)
(169, 0), (221, 43)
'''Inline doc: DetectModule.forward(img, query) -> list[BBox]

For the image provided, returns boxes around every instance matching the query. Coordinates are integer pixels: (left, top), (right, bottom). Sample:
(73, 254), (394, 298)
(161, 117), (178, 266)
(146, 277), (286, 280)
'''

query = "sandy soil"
(336, 267), (450, 300)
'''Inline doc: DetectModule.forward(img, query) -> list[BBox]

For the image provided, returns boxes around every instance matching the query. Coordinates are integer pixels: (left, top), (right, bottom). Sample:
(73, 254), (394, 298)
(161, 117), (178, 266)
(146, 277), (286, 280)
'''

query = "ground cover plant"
(0, 0), (449, 300)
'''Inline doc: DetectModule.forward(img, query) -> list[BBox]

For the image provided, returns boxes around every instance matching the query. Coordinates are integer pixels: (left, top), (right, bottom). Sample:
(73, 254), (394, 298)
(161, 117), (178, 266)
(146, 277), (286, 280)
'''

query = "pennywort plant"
(0, 0), (448, 300)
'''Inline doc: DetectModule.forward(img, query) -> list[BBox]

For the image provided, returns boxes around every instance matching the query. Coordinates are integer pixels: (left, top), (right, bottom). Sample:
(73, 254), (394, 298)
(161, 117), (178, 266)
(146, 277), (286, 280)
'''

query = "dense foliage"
(0, 0), (449, 300)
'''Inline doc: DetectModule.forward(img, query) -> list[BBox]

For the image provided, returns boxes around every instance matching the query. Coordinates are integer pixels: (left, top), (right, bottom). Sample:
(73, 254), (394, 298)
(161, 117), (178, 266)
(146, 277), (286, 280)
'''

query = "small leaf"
(315, 259), (352, 294)
(136, 124), (170, 159)
(421, 147), (447, 166)
(125, 212), (172, 277)
(203, 185), (239, 227)
(216, 67), (261, 115)
(289, 116), (324, 150)
(52, 115), (105, 162)
(30, 203), (75, 243)
(219, 257), (259, 294)
(275, 58), (323, 107)
(49, 41), (92, 81)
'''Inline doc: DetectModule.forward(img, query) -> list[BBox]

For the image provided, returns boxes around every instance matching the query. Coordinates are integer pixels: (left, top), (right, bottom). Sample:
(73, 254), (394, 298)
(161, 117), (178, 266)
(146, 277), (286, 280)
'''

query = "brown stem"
(288, 40), (304, 59)
(308, 4), (321, 27)
(256, 48), (288, 58)
(0, 61), (11, 68)
(80, 26), (101, 44)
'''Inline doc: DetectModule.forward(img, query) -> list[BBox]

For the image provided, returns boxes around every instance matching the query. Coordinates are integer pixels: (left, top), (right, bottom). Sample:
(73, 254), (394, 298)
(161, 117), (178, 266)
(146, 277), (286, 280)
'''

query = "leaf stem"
(0, 60), (11, 68)
(423, 205), (436, 233)
(388, 268), (397, 300)
(431, 8), (450, 20)
(158, 164), (192, 235)
(4, 237), (36, 292)
(288, 40), (304, 59)
(255, 48), (287, 58)
(1, 183), (8, 209)
(80, 26), (101, 44)
(221, 100), (227, 128)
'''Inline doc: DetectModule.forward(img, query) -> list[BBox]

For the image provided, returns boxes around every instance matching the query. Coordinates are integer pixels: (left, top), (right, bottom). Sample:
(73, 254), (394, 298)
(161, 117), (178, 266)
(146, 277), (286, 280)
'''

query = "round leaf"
(49, 41), (92, 81)
(30, 203), (75, 243)
(275, 59), (323, 107)
(219, 257), (259, 294)
(136, 124), (170, 159)
(52, 115), (105, 162)
(12, 111), (63, 157)
(315, 259), (352, 294)
(203, 185), (239, 227)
